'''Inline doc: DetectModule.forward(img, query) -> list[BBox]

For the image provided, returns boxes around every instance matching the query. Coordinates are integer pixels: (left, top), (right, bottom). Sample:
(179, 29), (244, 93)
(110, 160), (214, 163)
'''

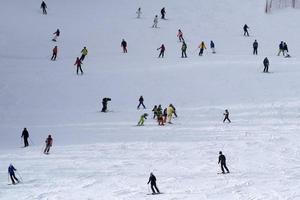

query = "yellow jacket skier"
(167, 104), (175, 124)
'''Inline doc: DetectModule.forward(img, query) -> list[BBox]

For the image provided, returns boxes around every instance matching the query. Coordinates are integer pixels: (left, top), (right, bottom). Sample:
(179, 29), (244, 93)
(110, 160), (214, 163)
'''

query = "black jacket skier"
(253, 40), (258, 55)
(161, 7), (166, 19)
(218, 151), (230, 174)
(152, 105), (158, 119)
(181, 41), (187, 58)
(137, 96), (146, 109)
(101, 98), (111, 112)
(263, 57), (269, 73)
(147, 173), (160, 194)
(8, 164), (19, 184)
(223, 109), (231, 123)
(21, 128), (29, 147)
(41, 1), (47, 15)
(243, 24), (249, 36)
(121, 39), (127, 53)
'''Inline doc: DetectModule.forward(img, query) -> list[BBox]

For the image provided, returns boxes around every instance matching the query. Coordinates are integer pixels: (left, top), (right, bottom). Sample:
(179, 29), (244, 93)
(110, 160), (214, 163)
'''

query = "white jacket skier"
(136, 7), (142, 18)
(152, 15), (158, 28)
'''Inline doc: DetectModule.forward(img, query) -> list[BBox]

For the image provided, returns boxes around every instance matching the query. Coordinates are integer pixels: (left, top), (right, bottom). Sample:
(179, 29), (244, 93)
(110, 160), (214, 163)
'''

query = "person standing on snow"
(218, 151), (230, 174)
(181, 41), (187, 58)
(136, 7), (142, 18)
(21, 128), (29, 147)
(80, 47), (88, 61)
(8, 164), (20, 185)
(41, 1), (47, 15)
(157, 44), (165, 58)
(152, 15), (158, 28)
(52, 29), (60, 42)
(283, 42), (289, 55)
(157, 105), (164, 126)
(51, 46), (58, 61)
(223, 109), (231, 123)
(163, 108), (167, 123)
(198, 41), (206, 56)
(170, 104), (177, 118)
(152, 105), (158, 119)
(101, 97), (111, 112)
(277, 41), (284, 56)
(210, 40), (216, 54)
(160, 7), (166, 19)
(177, 29), (184, 42)
(253, 40), (258, 55)
(137, 96), (146, 109)
(44, 135), (53, 154)
(147, 172), (160, 194)
(121, 39), (127, 53)
(167, 104), (175, 124)
(263, 57), (269, 73)
(137, 113), (148, 126)
(243, 24), (249, 36)
(74, 57), (83, 75)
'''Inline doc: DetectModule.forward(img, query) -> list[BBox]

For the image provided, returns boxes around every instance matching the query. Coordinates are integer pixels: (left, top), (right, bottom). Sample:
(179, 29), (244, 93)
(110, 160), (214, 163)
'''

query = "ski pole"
(16, 171), (23, 182)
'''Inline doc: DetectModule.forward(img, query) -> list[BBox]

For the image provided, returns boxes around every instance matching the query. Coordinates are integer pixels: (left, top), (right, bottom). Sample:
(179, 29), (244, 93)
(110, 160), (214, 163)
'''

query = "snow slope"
(1, 0), (300, 199)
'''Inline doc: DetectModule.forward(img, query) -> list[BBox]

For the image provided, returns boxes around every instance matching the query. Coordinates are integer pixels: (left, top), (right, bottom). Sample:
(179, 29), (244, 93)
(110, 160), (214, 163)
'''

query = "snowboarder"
(137, 95), (146, 109)
(21, 128), (29, 147)
(147, 172), (160, 194)
(218, 151), (230, 174)
(121, 39), (127, 53)
(137, 113), (148, 126)
(243, 24), (249, 36)
(157, 44), (165, 58)
(263, 57), (269, 73)
(41, 1), (47, 15)
(210, 40), (216, 54)
(52, 29), (60, 42)
(223, 109), (231, 123)
(80, 47), (88, 61)
(74, 57), (83, 75)
(277, 41), (284, 56)
(283, 42), (289, 55)
(253, 39), (258, 55)
(181, 41), (187, 58)
(198, 41), (206, 56)
(170, 104), (177, 118)
(161, 7), (166, 19)
(152, 15), (158, 28)
(136, 7), (142, 18)
(51, 46), (58, 60)
(177, 29), (184, 42)
(167, 104), (175, 124)
(152, 105), (158, 119)
(101, 97), (111, 112)
(8, 164), (19, 185)
(44, 135), (53, 154)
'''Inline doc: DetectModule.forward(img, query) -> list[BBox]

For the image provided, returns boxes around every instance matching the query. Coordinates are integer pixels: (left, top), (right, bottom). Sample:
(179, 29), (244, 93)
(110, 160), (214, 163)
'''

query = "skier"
(210, 40), (216, 54)
(52, 29), (60, 42)
(137, 95), (146, 109)
(21, 128), (29, 147)
(218, 151), (230, 174)
(147, 172), (160, 194)
(44, 135), (53, 154)
(177, 29), (184, 42)
(157, 105), (164, 126)
(283, 42), (289, 55)
(136, 7), (142, 18)
(41, 1), (47, 15)
(198, 41), (206, 56)
(137, 113), (148, 126)
(152, 15), (158, 28)
(121, 39), (127, 53)
(277, 41), (284, 56)
(253, 39), (258, 55)
(101, 97), (111, 112)
(74, 57), (83, 75)
(157, 44), (165, 58)
(223, 109), (231, 123)
(181, 41), (187, 58)
(51, 46), (58, 61)
(161, 7), (166, 19)
(243, 24), (249, 36)
(170, 104), (177, 118)
(80, 47), (88, 61)
(163, 108), (167, 123)
(263, 57), (269, 73)
(8, 164), (19, 185)
(167, 104), (175, 124)
(152, 105), (158, 119)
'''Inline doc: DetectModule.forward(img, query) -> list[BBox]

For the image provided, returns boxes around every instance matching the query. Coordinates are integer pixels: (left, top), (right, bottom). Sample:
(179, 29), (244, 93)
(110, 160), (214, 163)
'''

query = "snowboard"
(147, 192), (163, 195)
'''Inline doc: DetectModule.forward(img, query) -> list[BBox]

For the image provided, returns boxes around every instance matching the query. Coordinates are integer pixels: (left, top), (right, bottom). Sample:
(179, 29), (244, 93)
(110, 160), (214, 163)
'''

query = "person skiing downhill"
(44, 135), (53, 154)
(52, 29), (60, 42)
(101, 97), (111, 112)
(51, 46), (58, 60)
(198, 41), (206, 56)
(147, 172), (160, 194)
(263, 57), (269, 73)
(160, 7), (166, 19)
(21, 128), (29, 147)
(152, 15), (158, 28)
(243, 24), (249, 36)
(157, 44), (165, 58)
(41, 1), (47, 15)
(137, 96), (146, 109)
(277, 41), (284, 56)
(121, 39), (127, 53)
(8, 164), (19, 185)
(137, 113), (148, 126)
(181, 41), (187, 58)
(74, 57), (83, 75)
(223, 109), (231, 123)
(218, 151), (230, 174)
(80, 47), (88, 61)
(210, 40), (216, 54)
(177, 29), (184, 42)
(136, 7), (142, 18)
(253, 40), (258, 55)
(283, 42), (289, 55)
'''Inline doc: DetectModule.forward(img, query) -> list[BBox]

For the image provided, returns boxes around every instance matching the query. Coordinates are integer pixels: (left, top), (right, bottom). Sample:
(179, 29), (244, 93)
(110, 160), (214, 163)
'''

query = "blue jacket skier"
(8, 164), (19, 184)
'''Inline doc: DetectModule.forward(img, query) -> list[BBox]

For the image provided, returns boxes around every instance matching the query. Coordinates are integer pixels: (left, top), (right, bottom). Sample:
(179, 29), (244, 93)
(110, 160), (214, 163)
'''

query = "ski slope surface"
(1, 0), (300, 199)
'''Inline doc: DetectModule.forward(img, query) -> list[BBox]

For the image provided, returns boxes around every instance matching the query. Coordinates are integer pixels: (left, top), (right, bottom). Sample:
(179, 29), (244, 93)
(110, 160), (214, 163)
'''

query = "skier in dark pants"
(101, 97), (111, 112)
(137, 96), (146, 109)
(253, 40), (258, 55)
(218, 151), (230, 174)
(52, 29), (60, 42)
(8, 164), (19, 184)
(181, 41), (187, 58)
(210, 40), (216, 54)
(223, 109), (231, 123)
(283, 42), (288, 55)
(263, 57), (269, 73)
(74, 57), (83, 75)
(80, 47), (88, 61)
(44, 135), (53, 154)
(21, 128), (29, 147)
(121, 39), (127, 53)
(51, 46), (57, 60)
(277, 41), (284, 56)
(152, 105), (158, 119)
(157, 44), (165, 58)
(160, 7), (166, 19)
(41, 1), (47, 15)
(147, 172), (160, 194)
(243, 24), (249, 36)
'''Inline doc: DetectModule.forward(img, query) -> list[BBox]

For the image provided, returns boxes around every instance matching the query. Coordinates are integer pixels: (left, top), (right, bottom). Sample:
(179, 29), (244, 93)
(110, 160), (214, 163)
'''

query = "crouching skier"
(137, 113), (148, 126)
(8, 164), (20, 185)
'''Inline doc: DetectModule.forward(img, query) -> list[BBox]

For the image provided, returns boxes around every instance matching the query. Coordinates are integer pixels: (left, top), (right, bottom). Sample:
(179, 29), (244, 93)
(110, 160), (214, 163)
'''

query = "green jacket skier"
(137, 113), (148, 126)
